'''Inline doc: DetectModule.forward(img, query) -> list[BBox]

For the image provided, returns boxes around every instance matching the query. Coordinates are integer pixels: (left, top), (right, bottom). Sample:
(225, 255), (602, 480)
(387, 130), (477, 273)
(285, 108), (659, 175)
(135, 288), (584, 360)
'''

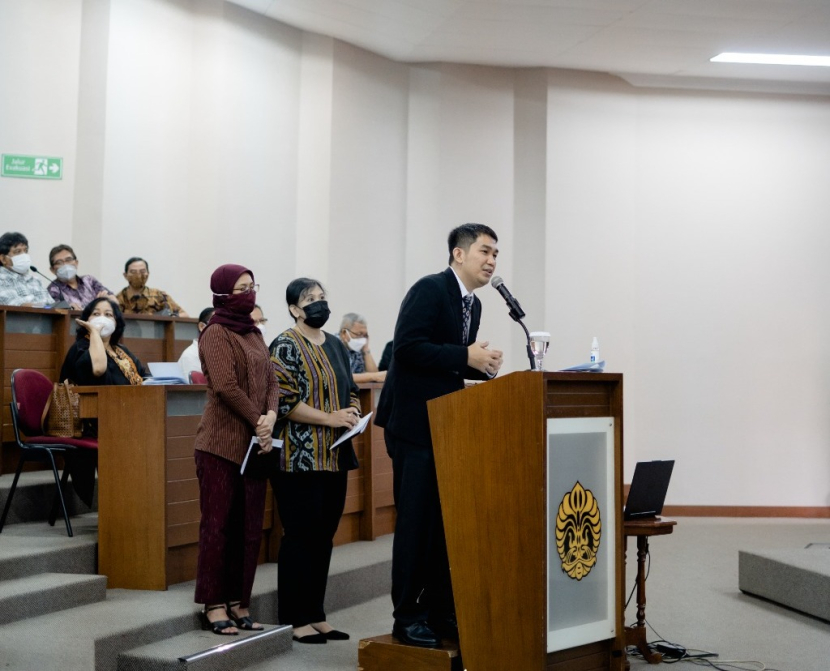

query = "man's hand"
(467, 341), (503, 376)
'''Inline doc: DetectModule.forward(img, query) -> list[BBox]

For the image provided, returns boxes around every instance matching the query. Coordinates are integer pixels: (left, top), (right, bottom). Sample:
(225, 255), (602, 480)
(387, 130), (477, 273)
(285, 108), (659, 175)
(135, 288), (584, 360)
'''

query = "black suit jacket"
(376, 267), (488, 446)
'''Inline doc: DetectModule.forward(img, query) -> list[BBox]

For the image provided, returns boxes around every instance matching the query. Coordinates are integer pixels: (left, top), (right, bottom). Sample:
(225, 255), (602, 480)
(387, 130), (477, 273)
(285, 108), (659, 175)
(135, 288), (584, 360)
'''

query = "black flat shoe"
(293, 633), (328, 644)
(200, 605), (238, 636)
(227, 601), (264, 631)
(323, 629), (350, 640)
(392, 620), (440, 648)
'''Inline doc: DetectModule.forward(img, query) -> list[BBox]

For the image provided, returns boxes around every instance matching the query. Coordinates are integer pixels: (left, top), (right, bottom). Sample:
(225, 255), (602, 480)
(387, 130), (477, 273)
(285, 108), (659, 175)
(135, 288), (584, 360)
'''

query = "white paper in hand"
(331, 411), (372, 450)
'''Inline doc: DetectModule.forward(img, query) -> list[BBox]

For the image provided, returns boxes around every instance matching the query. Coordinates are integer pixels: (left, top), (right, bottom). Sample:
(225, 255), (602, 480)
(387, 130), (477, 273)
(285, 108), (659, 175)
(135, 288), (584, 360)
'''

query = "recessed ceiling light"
(711, 53), (830, 67)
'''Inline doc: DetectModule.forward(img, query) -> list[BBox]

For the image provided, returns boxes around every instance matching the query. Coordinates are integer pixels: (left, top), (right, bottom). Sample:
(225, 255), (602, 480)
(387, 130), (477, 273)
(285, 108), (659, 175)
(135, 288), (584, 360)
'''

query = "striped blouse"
(194, 324), (280, 465)
(270, 328), (360, 473)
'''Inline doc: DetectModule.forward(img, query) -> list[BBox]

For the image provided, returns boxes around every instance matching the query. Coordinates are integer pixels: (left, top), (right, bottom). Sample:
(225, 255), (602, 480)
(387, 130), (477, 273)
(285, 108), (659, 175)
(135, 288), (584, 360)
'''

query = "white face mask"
(89, 315), (116, 338)
(56, 264), (77, 281)
(257, 325), (267, 340)
(347, 336), (367, 353)
(10, 253), (32, 275)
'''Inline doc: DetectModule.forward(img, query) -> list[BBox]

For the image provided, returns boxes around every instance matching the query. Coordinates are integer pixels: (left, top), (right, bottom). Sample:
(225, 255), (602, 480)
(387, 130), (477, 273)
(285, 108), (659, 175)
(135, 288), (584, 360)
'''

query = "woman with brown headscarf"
(194, 264), (278, 635)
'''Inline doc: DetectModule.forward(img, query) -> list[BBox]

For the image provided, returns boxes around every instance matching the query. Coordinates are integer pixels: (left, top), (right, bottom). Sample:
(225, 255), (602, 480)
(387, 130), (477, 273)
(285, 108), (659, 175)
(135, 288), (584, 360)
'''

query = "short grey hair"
(340, 312), (367, 331)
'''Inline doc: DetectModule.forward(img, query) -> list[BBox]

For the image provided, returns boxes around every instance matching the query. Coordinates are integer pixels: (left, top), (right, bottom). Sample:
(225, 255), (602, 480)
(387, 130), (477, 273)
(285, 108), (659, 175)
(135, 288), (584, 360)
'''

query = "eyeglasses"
(346, 328), (368, 338)
(254, 317), (268, 325)
(51, 256), (77, 267)
(215, 283), (260, 297)
(126, 269), (149, 276)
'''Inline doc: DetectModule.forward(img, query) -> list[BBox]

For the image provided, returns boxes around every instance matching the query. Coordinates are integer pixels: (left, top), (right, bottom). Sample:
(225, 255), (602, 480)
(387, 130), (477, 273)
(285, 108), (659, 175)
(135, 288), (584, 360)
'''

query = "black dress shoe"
(392, 620), (440, 648)
(322, 629), (350, 640)
(429, 614), (459, 641)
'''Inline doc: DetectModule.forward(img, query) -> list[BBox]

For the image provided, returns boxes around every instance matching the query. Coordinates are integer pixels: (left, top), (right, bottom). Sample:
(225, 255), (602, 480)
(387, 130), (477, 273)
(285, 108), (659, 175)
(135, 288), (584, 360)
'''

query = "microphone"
(31, 266), (69, 308)
(490, 276), (526, 321)
(491, 276), (536, 370)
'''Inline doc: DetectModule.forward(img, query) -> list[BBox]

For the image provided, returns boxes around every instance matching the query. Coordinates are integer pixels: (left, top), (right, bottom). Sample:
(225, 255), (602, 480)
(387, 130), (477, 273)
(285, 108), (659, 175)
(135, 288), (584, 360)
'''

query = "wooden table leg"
(624, 535), (663, 664)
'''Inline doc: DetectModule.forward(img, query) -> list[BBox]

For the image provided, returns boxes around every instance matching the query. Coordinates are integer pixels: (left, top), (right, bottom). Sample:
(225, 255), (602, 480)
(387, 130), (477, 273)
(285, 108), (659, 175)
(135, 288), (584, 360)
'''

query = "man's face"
(341, 322), (368, 344)
(453, 235), (498, 290)
(124, 261), (149, 289)
(251, 307), (266, 327)
(50, 249), (79, 277)
(1, 243), (28, 269)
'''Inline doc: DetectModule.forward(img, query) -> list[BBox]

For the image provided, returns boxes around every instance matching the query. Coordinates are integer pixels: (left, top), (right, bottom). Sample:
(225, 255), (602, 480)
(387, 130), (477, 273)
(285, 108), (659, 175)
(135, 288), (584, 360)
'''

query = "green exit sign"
(1, 154), (63, 180)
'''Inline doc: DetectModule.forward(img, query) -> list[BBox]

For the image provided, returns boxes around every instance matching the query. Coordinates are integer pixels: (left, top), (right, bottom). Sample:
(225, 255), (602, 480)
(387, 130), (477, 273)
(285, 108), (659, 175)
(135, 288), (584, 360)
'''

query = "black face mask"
(302, 300), (330, 329)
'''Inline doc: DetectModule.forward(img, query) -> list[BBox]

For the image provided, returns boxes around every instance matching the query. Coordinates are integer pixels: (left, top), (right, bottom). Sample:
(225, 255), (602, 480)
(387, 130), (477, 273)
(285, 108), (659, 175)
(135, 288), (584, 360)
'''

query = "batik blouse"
(270, 328), (360, 473)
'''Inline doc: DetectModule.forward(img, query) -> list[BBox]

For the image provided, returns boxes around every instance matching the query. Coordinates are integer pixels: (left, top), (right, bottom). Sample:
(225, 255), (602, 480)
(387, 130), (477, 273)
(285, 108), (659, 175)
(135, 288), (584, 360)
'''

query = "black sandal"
(228, 601), (264, 631)
(200, 604), (238, 635)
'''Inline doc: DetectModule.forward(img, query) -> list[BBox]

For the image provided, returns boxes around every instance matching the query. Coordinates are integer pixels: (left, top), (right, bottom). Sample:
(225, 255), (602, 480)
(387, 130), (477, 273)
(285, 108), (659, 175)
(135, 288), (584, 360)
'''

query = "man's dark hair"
(447, 223), (498, 265)
(198, 307), (215, 325)
(0, 232), (29, 256)
(285, 277), (325, 322)
(49, 244), (76, 267)
(76, 297), (127, 348)
(124, 257), (149, 273)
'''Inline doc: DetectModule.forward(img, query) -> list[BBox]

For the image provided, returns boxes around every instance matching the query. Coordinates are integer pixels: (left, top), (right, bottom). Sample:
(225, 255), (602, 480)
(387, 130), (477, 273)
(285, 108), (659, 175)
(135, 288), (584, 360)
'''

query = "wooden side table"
(623, 517), (677, 665)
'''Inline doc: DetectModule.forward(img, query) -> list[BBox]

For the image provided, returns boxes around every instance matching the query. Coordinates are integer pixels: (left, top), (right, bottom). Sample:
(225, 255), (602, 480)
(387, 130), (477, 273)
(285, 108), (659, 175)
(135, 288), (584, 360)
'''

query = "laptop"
(623, 460), (675, 521)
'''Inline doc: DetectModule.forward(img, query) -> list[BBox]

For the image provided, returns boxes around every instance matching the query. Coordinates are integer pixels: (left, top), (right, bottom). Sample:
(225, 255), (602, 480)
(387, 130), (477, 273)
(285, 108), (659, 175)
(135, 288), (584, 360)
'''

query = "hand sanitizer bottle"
(590, 337), (600, 363)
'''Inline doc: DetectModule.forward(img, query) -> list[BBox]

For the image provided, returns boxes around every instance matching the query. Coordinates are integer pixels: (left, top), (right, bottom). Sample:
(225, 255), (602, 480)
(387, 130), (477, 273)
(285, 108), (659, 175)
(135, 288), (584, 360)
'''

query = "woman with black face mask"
(268, 277), (361, 644)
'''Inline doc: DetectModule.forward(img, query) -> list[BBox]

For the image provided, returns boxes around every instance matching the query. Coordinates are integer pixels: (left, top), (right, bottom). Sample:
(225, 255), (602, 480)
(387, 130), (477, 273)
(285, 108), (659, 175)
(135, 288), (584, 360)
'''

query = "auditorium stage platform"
(739, 545), (830, 623)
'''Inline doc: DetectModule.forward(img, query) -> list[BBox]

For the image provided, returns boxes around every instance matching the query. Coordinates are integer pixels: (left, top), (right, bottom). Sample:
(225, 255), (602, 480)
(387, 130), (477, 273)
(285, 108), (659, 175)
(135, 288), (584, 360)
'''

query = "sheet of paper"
(331, 411), (373, 450)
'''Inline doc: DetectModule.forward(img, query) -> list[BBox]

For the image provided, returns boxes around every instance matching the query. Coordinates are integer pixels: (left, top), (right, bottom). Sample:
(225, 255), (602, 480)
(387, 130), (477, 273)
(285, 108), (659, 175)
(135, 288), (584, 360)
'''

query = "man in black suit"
(376, 223), (504, 648)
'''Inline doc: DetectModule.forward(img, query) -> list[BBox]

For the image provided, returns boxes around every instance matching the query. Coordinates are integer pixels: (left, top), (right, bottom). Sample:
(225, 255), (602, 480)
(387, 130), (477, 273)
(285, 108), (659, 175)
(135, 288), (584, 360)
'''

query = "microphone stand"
(512, 312), (536, 371)
(502, 303), (535, 371)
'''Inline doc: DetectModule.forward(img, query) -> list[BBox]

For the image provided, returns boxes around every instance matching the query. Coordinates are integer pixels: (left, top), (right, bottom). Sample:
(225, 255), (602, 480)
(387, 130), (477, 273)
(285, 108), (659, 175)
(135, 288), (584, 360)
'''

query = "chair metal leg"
(0, 457), (27, 533)
(46, 452), (73, 537)
(49, 468), (72, 528)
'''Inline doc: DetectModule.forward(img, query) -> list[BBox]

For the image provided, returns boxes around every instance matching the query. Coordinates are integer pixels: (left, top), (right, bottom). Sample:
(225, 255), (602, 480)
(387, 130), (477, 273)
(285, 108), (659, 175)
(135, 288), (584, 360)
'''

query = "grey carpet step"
(739, 547), (830, 622)
(0, 513), (98, 580)
(0, 470), (97, 526)
(0, 572), (107, 625)
(117, 625), (293, 671)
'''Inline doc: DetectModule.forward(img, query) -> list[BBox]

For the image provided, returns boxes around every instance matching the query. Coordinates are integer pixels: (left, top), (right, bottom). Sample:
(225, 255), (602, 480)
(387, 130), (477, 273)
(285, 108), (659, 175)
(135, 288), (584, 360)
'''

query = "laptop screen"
(624, 460), (675, 520)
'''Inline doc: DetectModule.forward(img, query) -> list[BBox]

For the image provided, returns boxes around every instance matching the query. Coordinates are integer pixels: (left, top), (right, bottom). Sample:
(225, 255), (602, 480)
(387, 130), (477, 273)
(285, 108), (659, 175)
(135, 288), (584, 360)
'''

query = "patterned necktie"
(462, 294), (474, 344)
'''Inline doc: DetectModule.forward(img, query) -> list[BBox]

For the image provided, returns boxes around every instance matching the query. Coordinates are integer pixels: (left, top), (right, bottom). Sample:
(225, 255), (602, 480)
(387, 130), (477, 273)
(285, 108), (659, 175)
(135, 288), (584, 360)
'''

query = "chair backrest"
(189, 370), (207, 385)
(11, 369), (54, 436)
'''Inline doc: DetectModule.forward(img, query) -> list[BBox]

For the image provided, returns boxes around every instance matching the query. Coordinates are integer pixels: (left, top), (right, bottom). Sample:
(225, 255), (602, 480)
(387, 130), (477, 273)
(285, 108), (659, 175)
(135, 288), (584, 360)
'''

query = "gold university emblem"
(555, 481), (602, 580)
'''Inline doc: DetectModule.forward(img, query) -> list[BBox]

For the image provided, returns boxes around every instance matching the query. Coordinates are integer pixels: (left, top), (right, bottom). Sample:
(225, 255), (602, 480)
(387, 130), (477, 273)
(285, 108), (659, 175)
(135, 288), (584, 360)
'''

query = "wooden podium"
(427, 371), (625, 671)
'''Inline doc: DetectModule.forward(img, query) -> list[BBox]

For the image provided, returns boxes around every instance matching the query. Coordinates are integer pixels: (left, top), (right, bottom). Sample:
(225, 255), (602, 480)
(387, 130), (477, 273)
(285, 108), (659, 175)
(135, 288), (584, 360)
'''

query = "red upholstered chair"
(0, 369), (98, 537)
(189, 370), (207, 385)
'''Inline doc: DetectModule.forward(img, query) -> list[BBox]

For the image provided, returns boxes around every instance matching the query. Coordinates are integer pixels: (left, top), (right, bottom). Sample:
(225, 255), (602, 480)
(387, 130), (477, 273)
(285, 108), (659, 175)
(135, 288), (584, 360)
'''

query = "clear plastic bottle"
(590, 336), (600, 363)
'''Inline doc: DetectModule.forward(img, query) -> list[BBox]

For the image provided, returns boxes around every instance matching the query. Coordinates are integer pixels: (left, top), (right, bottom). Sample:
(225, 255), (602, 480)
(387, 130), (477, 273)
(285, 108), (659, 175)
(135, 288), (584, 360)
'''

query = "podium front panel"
(547, 417), (617, 653)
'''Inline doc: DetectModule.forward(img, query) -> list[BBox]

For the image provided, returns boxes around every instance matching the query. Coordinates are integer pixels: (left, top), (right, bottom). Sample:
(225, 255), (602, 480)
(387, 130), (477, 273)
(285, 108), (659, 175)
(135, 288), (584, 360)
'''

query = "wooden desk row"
(77, 381), (393, 590)
(0, 305), (199, 473)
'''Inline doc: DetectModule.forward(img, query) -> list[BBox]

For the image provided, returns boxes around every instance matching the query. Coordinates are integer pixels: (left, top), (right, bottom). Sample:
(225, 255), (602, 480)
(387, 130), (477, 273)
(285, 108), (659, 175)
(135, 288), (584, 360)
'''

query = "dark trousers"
(194, 450), (267, 607)
(386, 430), (454, 625)
(272, 469), (348, 627)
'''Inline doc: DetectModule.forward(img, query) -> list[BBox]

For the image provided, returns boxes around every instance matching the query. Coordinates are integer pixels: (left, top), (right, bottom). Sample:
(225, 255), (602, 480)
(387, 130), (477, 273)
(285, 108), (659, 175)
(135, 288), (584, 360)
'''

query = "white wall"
(5, 0), (830, 507)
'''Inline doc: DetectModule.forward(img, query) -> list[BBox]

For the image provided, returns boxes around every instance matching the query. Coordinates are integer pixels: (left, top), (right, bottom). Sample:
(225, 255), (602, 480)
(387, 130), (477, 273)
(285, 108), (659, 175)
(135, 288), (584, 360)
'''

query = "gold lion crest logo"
(555, 481), (602, 580)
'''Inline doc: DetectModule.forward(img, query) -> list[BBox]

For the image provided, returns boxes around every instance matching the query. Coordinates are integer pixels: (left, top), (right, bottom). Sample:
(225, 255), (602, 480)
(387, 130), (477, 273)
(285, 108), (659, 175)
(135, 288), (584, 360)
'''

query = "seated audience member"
(178, 307), (215, 377)
(252, 304), (268, 341)
(60, 296), (148, 386)
(59, 296), (147, 507)
(0, 232), (54, 307)
(116, 257), (189, 317)
(378, 340), (393, 372)
(47, 244), (115, 309)
(339, 313), (386, 383)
